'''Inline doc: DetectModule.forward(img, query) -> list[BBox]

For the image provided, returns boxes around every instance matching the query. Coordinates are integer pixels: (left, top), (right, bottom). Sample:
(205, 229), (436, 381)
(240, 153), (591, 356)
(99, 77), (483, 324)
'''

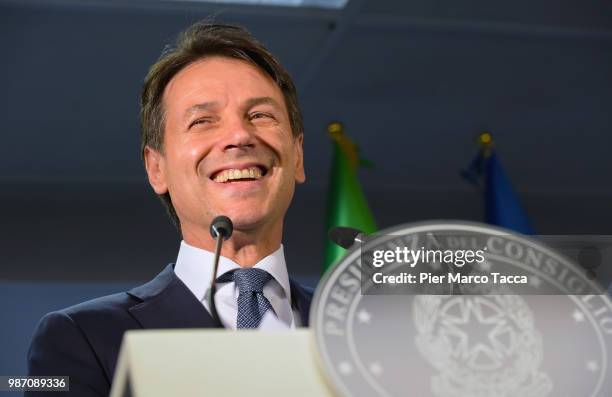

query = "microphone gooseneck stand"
(208, 215), (233, 327)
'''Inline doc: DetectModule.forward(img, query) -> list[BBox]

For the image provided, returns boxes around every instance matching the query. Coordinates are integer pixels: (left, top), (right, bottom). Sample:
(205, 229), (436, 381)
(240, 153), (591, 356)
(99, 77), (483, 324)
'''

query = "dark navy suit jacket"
(26, 264), (313, 396)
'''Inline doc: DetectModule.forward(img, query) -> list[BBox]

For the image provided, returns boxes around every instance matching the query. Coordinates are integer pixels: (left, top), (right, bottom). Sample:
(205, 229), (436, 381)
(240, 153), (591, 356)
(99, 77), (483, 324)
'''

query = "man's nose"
(221, 118), (256, 152)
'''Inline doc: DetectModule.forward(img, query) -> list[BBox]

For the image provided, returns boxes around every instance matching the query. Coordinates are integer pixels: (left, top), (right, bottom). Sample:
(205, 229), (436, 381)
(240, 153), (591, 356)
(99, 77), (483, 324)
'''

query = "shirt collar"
(174, 240), (291, 302)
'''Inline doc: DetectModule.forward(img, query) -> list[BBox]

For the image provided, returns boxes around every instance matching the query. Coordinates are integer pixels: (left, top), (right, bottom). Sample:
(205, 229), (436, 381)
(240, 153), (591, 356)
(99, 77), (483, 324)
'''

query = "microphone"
(208, 215), (233, 326)
(328, 226), (366, 249)
(210, 215), (233, 240)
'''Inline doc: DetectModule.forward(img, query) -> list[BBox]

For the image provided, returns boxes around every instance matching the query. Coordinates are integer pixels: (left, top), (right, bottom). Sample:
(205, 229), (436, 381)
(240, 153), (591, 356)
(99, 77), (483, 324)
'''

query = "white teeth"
(213, 166), (264, 182)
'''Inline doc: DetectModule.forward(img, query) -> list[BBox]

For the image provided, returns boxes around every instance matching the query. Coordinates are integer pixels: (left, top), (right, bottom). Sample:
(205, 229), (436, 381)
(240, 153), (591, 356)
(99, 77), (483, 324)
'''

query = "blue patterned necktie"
(217, 268), (274, 328)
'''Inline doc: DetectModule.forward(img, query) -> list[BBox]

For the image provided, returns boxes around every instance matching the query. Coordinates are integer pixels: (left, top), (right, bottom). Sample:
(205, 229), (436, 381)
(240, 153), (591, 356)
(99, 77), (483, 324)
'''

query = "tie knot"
(218, 268), (272, 293)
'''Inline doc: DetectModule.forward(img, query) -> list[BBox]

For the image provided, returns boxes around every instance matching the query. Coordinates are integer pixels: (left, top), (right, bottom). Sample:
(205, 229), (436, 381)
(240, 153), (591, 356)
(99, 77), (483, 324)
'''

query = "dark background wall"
(0, 0), (611, 382)
(2, 0), (611, 281)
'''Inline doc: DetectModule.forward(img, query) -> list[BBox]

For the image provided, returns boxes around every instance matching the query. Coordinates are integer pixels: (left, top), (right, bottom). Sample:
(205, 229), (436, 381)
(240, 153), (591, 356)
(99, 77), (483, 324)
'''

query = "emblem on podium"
(312, 222), (612, 397)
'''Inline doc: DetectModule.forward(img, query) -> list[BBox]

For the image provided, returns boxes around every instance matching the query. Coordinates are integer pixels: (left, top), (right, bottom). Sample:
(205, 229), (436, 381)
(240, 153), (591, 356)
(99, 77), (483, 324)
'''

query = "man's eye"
(250, 112), (274, 121)
(190, 118), (212, 127)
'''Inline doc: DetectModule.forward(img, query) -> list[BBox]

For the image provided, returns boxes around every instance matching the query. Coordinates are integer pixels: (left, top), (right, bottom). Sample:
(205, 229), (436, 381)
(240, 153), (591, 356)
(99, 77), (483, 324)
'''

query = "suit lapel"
(289, 279), (314, 327)
(127, 264), (221, 329)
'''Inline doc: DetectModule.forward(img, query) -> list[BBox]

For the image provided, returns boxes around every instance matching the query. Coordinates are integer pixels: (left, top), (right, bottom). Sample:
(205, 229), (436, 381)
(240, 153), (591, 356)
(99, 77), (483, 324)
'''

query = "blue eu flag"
(462, 133), (535, 235)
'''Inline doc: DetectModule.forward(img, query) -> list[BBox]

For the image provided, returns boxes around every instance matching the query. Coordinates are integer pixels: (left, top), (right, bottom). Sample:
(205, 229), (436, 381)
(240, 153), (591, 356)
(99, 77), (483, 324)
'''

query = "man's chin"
(220, 211), (268, 232)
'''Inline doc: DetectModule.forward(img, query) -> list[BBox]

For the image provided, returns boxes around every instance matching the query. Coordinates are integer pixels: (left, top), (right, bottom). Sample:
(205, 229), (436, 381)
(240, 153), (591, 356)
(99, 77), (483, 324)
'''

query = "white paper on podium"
(110, 328), (335, 397)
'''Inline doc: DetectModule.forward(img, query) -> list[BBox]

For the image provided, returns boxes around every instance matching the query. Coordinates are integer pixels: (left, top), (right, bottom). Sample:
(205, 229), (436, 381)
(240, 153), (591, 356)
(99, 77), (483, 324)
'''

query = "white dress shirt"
(174, 240), (299, 329)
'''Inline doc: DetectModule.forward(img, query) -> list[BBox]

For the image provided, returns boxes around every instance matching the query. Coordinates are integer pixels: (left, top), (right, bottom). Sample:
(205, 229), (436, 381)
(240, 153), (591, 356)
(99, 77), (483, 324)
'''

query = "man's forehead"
(163, 56), (283, 108)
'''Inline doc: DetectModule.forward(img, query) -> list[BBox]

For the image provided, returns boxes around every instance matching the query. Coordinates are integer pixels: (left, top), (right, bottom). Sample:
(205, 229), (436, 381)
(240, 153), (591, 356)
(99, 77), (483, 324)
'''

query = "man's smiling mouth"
(211, 165), (268, 183)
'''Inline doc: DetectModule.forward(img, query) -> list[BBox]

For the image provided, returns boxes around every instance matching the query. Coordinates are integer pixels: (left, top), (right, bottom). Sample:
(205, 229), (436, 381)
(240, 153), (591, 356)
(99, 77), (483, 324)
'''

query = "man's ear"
(144, 146), (169, 194)
(294, 134), (306, 184)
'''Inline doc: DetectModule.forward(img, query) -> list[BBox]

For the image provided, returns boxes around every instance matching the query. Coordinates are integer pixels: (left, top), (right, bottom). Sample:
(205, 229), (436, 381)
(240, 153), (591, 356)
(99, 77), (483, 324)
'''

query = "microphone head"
(210, 215), (233, 240)
(328, 226), (364, 249)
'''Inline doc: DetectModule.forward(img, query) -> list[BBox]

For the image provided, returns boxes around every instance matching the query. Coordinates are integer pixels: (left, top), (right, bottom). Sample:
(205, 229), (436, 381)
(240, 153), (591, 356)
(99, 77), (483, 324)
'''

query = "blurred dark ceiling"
(1, 0), (611, 280)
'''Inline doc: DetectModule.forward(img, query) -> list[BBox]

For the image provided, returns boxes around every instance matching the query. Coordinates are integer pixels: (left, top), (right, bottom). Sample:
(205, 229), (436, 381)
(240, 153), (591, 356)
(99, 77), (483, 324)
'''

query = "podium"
(110, 329), (335, 397)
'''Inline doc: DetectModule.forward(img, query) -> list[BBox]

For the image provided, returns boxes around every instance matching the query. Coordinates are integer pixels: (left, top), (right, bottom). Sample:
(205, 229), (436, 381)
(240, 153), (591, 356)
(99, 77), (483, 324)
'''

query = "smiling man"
(26, 22), (311, 396)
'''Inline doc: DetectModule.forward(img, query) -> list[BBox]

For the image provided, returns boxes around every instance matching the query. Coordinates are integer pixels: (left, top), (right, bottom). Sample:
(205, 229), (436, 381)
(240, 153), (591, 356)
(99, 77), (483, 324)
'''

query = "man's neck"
(181, 223), (282, 267)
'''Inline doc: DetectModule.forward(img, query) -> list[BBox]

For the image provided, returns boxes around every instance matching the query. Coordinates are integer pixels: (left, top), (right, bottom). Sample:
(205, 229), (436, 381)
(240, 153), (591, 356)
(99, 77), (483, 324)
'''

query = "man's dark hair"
(140, 22), (303, 232)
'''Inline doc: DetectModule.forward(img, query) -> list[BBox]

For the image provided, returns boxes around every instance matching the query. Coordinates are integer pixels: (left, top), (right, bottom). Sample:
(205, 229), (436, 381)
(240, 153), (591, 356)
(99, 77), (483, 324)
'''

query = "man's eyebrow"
(184, 102), (219, 118)
(244, 97), (282, 110)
